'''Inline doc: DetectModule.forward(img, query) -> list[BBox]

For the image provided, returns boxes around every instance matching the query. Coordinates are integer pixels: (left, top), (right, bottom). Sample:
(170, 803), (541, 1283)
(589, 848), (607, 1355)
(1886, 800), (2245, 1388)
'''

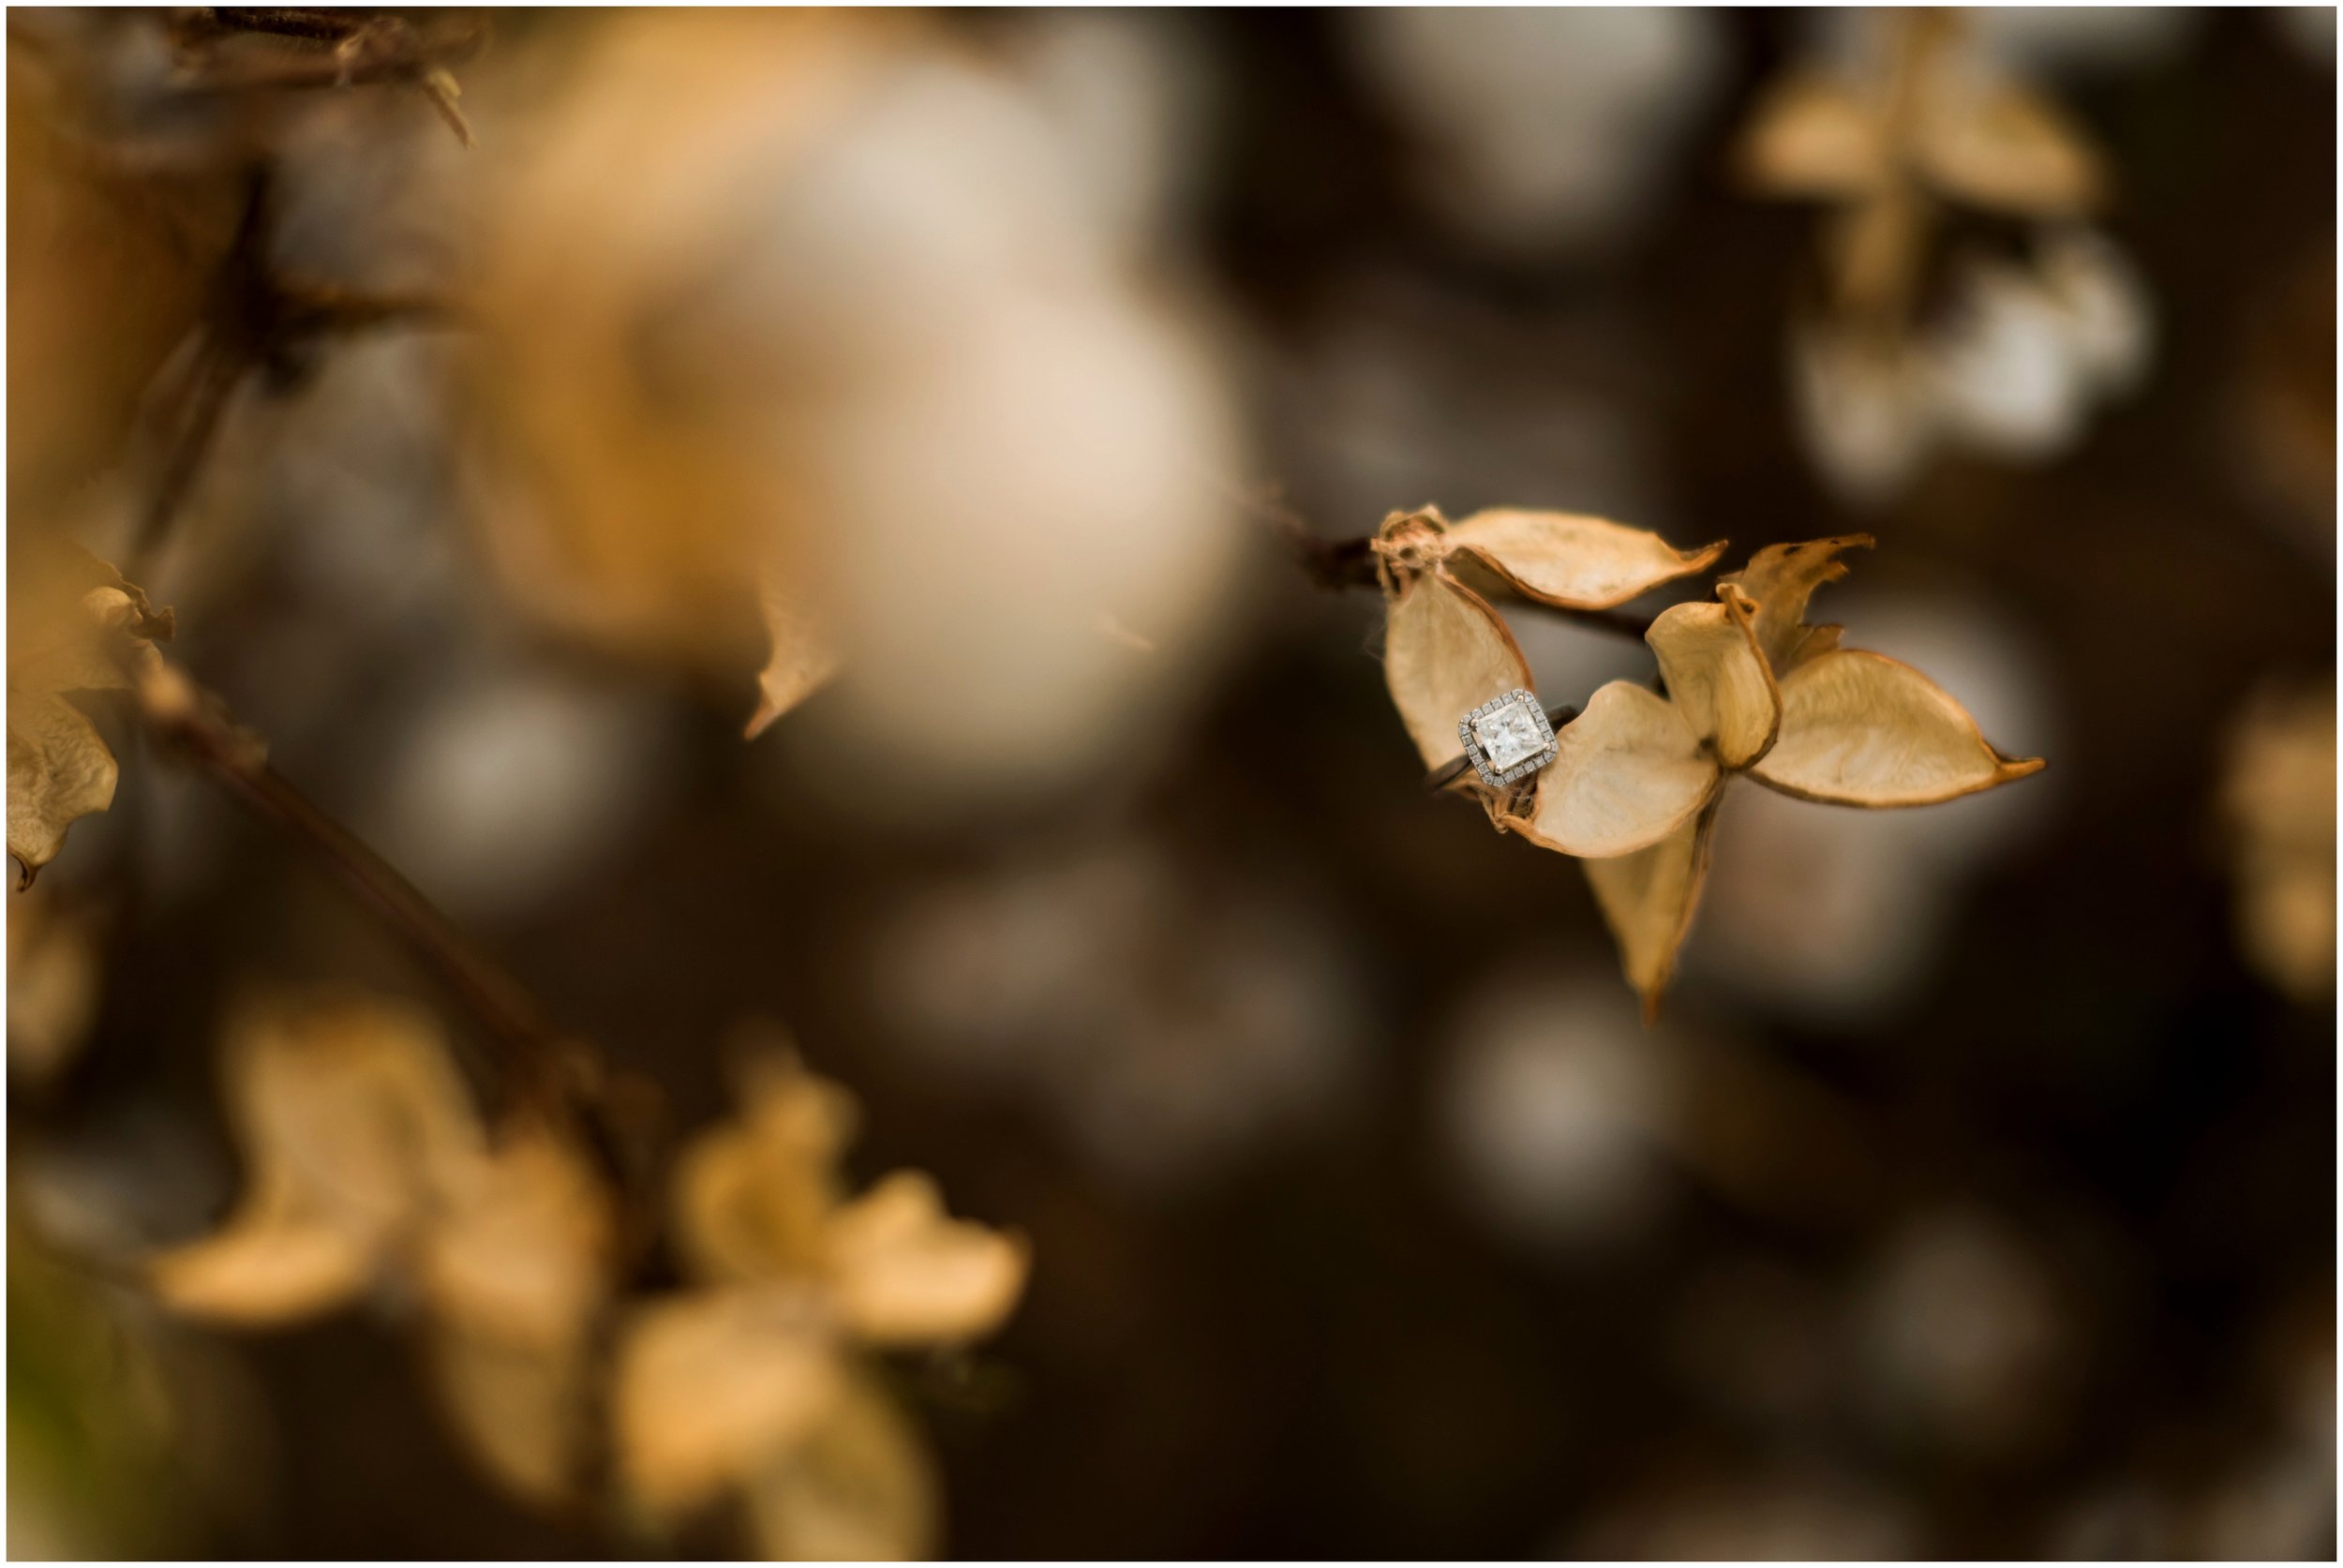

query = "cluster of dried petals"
(7, 545), (175, 888)
(614, 1048), (1028, 1558)
(1380, 515), (2043, 1018)
(148, 994), (615, 1507)
(1736, 11), (2148, 502)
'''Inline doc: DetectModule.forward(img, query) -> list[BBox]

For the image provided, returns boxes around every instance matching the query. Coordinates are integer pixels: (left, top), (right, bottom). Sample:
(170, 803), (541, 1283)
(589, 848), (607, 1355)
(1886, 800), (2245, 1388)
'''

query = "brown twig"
(130, 657), (594, 1122)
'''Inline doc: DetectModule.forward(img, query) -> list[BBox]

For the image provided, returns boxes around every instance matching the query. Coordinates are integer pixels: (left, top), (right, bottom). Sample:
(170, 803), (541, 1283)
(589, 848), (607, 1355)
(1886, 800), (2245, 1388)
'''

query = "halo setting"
(1458, 689), (1559, 788)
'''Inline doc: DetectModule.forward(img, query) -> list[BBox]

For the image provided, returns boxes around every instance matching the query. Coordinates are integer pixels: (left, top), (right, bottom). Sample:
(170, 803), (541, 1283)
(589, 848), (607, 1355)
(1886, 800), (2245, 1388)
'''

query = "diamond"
(1471, 694), (1547, 771)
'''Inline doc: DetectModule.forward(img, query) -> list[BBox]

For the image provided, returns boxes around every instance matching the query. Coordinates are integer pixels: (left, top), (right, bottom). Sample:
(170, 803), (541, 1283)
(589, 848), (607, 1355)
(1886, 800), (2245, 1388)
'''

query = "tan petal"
(1751, 650), (2045, 806)
(1382, 564), (1532, 770)
(1736, 74), (1889, 198)
(420, 1125), (613, 1348)
(148, 1178), (373, 1324)
(745, 567), (839, 739)
(744, 1369), (937, 1562)
(1441, 509), (1726, 611)
(150, 995), (488, 1326)
(425, 1324), (595, 1508)
(1582, 800), (1723, 1024)
(827, 1171), (1029, 1347)
(1918, 82), (2102, 217)
(1718, 535), (1874, 672)
(614, 1286), (846, 1515)
(7, 694), (120, 889)
(1501, 681), (1720, 859)
(675, 1050), (859, 1285)
(1646, 588), (1781, 770)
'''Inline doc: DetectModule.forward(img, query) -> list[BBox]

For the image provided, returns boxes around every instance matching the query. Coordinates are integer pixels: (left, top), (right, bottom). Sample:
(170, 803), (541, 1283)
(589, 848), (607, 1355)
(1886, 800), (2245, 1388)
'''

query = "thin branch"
(130, 658), (596, 1121)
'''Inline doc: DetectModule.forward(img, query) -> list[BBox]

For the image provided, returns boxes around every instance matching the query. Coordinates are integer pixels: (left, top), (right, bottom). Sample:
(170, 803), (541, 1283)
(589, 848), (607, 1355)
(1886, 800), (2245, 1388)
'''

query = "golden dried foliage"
(1379, 516), (2043, 1017)
(2217, 679), (2336, 1003)
(148, 994), (615, 1507)
(7, 545), (174, 888)
(7, 884), (103, 1084)
(615, 1048), (1027, 1557)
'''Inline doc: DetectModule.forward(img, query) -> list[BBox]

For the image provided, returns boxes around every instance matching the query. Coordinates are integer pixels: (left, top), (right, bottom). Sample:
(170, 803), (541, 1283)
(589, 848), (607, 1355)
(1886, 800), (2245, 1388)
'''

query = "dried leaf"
(1381, 563), (1532, 771)
(827, 1171), (1029, 1347)
(1918, 82), (2102, 217)
(745, 1371), (937, 1562)
(7, 696), (120, 890)
(615, 1286), (846, 1514)
(747, 567), (840, 739)
(676, 1053), (858, 1286)
(1718, 534), (1874, 673)
(1737, 75), (1887, 198)
(1442, 508), (1726, 611)
(1751, 650), (2045, 807)
(1582, 801), (1722, 1025)
(1502, 681), (1719, 859)
(1646, 588), (1781, 770)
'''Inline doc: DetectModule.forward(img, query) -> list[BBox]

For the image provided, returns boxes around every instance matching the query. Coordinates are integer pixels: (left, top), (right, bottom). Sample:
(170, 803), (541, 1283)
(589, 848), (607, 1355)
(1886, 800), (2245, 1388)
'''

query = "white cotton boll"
(1930, 260), (2093, 459)
(1001, 9), (1218, 255)
(799, 291), (1246, 808)
(1791, 321), (1939, 508)
(371, 667), (676, 924)
(2037, 227), (2156, 396)
(1350, 7), (1724, 256)
(1437, 969), (1676, 1247)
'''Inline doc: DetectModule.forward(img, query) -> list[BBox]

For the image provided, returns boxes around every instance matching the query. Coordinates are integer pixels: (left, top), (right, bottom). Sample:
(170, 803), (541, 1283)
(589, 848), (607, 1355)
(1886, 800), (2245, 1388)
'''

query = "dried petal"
(1501, 681), (1719, 859)
(1718, 535), (1875, 673)
(1736, 75), (1888, 198)
(148, 1178), (373, 1323)
(1382, 563), (1533, 770)
(675, 1053), (859, 1286)
(614, 1286), (845, 1514)
(150, 996), (485, 1324)
(746, 566), (839, 739)
(1582, 800), (1723, 1024)
(1441, 508), (1726, 611)
(827, 1171), (1029, 1347)
(425, 1324), (594, 1507)
(1646, 588), (1780, 770)
(420, 1126), (613, 1348)
(744, 1370), (937, 1562)
(1918, 82), (2102, 217)
(1751, 650), (2045, 806)
(7, 554), (171, 886)
(7, 694), (120, 889)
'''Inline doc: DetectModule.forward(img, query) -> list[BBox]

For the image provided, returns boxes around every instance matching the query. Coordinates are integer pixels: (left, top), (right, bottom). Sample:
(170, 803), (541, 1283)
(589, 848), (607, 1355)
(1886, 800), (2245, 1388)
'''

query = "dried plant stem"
(1288, 530), (1655, 641)
(133, 662), (593, 1119)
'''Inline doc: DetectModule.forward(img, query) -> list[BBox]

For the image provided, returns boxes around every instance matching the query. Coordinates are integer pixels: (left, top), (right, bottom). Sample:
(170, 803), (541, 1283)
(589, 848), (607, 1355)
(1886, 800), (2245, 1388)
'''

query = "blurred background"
(7, 7), (2336, 1560)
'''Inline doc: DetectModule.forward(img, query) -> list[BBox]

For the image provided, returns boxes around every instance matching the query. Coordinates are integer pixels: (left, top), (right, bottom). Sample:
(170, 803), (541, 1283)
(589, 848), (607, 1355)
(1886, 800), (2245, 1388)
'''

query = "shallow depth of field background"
(8, 7), (2336, 1560)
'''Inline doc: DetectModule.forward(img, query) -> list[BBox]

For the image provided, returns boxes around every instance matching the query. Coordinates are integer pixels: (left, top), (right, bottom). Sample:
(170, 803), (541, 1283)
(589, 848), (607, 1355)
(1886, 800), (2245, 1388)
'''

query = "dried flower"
(1380, 523), (2042, 1016)
(614, 1048), (1027, 1558)
(1738, 11), (2149, 501)
(148, 993), (615, 1507)
(7, 546), (173, 888)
